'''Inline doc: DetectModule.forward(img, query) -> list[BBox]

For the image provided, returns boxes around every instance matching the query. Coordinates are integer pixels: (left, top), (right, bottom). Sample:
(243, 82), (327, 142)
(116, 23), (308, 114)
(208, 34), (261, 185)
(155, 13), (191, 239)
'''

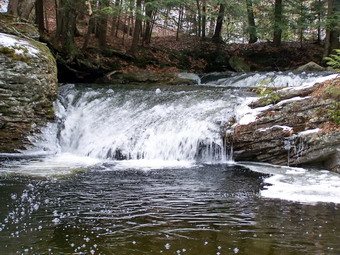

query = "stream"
(0, 71), (339, 254)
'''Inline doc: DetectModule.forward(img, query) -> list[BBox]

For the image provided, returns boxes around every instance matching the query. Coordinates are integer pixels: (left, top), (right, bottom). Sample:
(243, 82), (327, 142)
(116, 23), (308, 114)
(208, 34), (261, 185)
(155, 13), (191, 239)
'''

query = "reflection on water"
(0, 162), (339, 254)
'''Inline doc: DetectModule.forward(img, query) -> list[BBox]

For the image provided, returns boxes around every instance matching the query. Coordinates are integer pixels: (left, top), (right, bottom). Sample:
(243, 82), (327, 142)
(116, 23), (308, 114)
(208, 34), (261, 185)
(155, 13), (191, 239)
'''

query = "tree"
(35, 0), (44, 33)
(7, 0), (19, 15)
(97, 0), (110, 48)
(196, 0), (202, 36)
(273, 0), (283, 46)
(311, 0), (326, 44)
(7, 0), (36, 20)
(129, 0), (143, 55)
(176, 4), (184, 41)
(18, 0), (36, 20)
(246, 0), (257, 43)
(55, 0), (78, 58)
(324, 0), (340, 57)
(212, 2), (226, 42)
(201, 0), (207, 38)
(143, 0), (155, 44)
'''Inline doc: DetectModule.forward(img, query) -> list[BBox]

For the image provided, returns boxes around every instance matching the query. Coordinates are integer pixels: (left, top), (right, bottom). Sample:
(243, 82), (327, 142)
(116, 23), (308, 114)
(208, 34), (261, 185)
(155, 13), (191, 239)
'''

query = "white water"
(28, 85), (251, 163)
(200, 71), (335, 88)
(240, 162), (340, 204)
(2, 72), (340, 204)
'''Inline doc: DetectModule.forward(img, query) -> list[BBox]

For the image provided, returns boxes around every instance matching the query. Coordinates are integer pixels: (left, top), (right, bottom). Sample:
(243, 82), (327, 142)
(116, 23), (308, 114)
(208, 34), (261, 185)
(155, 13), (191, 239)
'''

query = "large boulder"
(229, 56), (251, 72)
(296, 61), (325, 72)
(0, 32), (57, 152)
(228, 77), (340, 172)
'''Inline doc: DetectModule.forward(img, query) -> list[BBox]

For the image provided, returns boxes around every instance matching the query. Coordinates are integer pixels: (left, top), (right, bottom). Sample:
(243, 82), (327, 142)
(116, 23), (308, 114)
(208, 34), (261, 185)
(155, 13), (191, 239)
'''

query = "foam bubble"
(241, 162), (340, 204)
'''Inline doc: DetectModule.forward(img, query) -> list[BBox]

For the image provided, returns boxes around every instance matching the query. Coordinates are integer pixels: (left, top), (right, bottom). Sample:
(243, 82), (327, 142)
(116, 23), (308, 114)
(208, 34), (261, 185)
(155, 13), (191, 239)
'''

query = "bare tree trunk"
(122, 12), (128, 45)
(129, 0), (142, 55)
(212, 3), (225, 43)
(18, 0), (36, 20)
(97, 0), (110, 48)
(55, 0), (77, 57)
(202, 0), (206, 38)
(111, 0), (120, 36)
(176, 5), (184, 41)
(208, 17), (215, 37)
(164, 7), (169, 36)
(35, 0), (44, 34)
(324, 0), (340, 57)
(246, 0), (258, 43)
(143, 0), (154, 44)
(7, 0), (19, 15)
(196, 0), (202, 37)
(83, 15), (94, 49)
(44, 2), (49, 32)
(273, 0), (283, 46)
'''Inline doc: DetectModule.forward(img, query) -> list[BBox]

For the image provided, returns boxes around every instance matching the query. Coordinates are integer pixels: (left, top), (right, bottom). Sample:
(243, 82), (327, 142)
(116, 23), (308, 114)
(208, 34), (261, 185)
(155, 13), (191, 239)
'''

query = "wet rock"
(296, 61), (325, 72)
(229, 56), (251, 72)
(98, 70), (197, 85)
(0, 32), (57, 152)
(229, 78), (340, 172)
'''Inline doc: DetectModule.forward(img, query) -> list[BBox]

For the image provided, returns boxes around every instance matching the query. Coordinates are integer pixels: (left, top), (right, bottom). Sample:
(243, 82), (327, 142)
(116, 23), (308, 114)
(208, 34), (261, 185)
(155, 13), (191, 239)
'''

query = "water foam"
(42, 86), (248, 162)
(201, 71), (336, 88)
(0, 153), (100, 177)
(240, 162), (340, 204)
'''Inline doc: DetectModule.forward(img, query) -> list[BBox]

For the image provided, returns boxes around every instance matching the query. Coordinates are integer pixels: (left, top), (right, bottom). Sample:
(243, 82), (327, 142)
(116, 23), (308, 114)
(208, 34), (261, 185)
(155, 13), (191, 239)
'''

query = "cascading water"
(31, 84), (253, 162)
(25, 71), (336, 165)
(200, 70), (334, 88)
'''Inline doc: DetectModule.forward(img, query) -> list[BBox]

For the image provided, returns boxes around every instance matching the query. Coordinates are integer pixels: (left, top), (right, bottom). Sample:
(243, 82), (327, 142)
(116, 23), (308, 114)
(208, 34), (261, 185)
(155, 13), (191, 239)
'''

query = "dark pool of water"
(0, 163), (339, 255)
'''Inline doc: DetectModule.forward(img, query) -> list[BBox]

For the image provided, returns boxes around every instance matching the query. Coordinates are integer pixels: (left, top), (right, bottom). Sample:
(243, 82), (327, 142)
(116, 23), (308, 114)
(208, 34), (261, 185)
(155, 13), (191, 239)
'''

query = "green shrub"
(328, 101), (340, 124)
(254, 78), (281, 105)
(324, 49), (340, 72)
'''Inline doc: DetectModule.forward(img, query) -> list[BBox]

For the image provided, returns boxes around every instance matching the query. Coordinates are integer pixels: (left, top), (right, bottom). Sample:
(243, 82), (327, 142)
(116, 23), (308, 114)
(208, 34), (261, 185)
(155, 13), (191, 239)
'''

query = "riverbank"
(55, 35), (327, 83)
(229, 75), (340, 172)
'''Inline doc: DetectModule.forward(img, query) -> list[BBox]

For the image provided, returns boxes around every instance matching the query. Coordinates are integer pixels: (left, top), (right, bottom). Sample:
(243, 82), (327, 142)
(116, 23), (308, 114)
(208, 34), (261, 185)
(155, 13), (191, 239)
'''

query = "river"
(0, 71), (339, 254)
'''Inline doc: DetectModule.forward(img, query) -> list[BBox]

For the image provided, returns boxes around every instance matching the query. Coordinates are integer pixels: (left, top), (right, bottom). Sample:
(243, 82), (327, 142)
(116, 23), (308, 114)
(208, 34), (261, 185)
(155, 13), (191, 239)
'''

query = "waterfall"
(29, 84), (251, 162)
(200, 71), (334, 88)
(24, 71), (336, 164)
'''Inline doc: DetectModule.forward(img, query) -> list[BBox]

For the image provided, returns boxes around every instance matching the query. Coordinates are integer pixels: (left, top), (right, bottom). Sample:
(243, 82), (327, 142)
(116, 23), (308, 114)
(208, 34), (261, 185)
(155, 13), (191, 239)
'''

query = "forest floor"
(55, 32), (326, 83)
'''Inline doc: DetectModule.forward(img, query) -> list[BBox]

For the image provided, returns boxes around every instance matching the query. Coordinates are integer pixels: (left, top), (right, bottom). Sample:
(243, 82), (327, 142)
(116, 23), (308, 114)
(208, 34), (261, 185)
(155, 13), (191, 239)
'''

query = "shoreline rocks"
(0, 32), (57, 152)
(228, 76), (340, 173)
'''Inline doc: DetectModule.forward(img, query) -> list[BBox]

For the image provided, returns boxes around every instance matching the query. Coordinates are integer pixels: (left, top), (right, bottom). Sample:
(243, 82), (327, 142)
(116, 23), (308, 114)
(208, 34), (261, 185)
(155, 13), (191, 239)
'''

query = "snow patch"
(298, 128), (320, 136)
(257, 125), (293, 132)
(237, 98), (272, 125)
(276, 96), (310, 106)
(0, 32), (40, 57)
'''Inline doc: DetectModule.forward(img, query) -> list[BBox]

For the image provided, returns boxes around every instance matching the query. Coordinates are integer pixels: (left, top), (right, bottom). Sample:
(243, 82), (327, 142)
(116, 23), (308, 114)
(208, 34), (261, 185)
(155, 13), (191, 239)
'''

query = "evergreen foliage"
(324, 49), (340, 71)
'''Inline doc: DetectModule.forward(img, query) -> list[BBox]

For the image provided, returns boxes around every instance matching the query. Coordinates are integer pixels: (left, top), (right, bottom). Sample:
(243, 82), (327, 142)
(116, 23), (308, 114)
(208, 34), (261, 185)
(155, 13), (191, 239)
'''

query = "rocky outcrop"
(98, 70), (197, 85)
(0, 31), (57, 152)
(296, 61), (325, 72)
(228, 77), (340, 172)
(229, 56), (251, 72)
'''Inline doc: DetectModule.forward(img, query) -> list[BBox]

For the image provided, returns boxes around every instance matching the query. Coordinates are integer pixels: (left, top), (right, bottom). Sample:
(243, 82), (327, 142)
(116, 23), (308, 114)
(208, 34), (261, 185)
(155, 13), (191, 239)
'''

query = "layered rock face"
(0, 32), (57, 152)
(228, 77), (340, 172)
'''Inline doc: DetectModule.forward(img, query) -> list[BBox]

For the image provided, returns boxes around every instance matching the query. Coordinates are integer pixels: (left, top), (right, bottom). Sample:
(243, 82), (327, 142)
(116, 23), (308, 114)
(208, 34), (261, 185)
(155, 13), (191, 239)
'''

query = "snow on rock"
(0, 32), (40, 57)
(276, 96), (310, 106)
(258, 125), (293, 133)
(298, 128), (320, 136)
(237, 98), (272, 126)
